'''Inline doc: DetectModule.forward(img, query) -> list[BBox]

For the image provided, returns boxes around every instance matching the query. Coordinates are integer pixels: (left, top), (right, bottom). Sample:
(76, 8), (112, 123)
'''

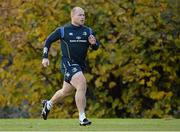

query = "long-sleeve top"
(43, 23), (100, 70)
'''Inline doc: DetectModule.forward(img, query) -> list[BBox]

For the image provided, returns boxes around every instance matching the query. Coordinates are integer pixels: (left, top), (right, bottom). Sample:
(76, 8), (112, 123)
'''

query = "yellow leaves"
(35, 28), (42, 36)
(150, 91), (173, 100)
(139, 79), (145, 85)
(0, 94), (6, 107)
(0, 68), (4, 73)
(150, 76), (156, 82)
(146, 80), (153, 87)
(117, 8), (126, 16)
(112, 98), (121, 109)
(11, 26), (23, 33)
(175, 38), (180, 48)
(109, 81), (116, 88)
(84, 73), (94, 82)
(138, 64), (149, 71)
(144, 108), (164, 118)
(1, 59), (8, 68)
(35, 27), (46, 42)
(107, 34), (114, 40)
(88, 48), (101, 59)
(96, 63), (114, 76)
(139, 76), (155, 87)
(150, 91), (165, 100)
(95, 75), (108, 87)
(165, 92), (173, 99)
(95, 77), (103, 87)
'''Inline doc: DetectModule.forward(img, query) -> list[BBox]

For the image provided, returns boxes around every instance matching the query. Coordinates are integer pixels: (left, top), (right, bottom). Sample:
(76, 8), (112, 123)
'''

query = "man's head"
(71, 7), (85, 26)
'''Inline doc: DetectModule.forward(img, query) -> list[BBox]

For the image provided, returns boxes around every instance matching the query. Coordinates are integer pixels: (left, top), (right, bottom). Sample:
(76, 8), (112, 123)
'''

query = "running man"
(41, 7), (100, 126)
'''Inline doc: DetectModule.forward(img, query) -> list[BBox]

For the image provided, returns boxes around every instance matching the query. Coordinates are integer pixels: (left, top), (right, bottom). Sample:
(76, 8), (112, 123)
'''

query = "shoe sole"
(80, 122), (92, 126)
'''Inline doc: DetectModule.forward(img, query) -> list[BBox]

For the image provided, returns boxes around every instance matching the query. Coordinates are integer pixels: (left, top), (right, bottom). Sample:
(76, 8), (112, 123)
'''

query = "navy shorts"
(60, 58), (82, 83)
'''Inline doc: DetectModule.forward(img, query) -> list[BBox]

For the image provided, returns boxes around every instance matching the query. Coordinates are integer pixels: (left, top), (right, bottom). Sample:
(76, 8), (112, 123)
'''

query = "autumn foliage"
(0, 0), (179, 118)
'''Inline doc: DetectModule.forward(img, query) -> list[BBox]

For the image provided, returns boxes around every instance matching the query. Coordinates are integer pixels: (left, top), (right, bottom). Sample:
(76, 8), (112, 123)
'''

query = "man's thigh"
(61, 65), (82, 83)
(61, 81), (75, 94)
(70, 71), (86, 90)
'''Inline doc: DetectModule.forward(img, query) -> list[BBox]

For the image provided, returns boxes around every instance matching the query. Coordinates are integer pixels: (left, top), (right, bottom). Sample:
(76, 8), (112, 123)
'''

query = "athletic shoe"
(79, 118), (92, 126)
(41, 100), (50, 120)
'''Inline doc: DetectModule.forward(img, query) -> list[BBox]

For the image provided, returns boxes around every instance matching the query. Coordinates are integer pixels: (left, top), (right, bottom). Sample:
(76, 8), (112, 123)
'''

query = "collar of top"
(70, 23), (83, 29)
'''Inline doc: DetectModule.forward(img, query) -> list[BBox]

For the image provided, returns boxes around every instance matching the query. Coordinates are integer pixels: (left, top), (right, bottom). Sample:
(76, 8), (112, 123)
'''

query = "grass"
(0, 119), (179, 131)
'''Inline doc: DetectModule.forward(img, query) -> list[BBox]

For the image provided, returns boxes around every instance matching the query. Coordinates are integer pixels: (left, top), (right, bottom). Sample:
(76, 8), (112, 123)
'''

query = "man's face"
(72, 8), (85, 26)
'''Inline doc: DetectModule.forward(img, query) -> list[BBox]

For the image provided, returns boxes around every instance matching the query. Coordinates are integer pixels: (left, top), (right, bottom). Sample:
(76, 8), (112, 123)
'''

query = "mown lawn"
(0, 119), (179, 131)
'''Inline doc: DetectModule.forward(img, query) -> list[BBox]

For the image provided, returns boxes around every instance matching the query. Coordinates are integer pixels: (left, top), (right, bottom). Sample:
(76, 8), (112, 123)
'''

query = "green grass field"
(0, 119), (179, 131)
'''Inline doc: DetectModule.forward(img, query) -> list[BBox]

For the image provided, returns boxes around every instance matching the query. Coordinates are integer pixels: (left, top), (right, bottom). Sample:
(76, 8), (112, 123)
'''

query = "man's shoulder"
(58, 24), (93, 34)
(55, 23), (70, 30)
(65, 23), (71, 27)
(62, 23), (72, 28)
(55, 23), (69, 32)
(54, 24), (69, 38)
(82, 25), (92, 30)
(82, 25), (93, 35)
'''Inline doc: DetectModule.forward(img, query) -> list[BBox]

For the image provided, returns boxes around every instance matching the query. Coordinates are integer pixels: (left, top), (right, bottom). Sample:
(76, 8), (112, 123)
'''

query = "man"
(41, 7), (99, 126)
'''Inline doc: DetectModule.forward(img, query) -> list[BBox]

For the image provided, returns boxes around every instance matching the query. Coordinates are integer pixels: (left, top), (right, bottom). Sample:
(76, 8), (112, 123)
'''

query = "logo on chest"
(83, 32), (87, 36)
(69, 33), (87, 43)
(69, 32), (73, 36)
(76, 36), (81, 40)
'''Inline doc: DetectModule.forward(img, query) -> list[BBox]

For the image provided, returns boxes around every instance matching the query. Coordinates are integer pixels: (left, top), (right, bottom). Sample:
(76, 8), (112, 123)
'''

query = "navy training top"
(42, 23), (100, 70)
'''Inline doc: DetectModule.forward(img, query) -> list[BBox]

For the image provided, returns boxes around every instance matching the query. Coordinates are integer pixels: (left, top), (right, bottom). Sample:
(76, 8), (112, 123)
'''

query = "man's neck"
(71, 22), (81, 27)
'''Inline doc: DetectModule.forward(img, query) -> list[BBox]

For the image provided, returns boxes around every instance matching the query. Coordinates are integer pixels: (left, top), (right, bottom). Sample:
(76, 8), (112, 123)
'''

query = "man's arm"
(42, 27), (61, 58)
(42, 27), (61, 67)
(88, 29), (100, 50)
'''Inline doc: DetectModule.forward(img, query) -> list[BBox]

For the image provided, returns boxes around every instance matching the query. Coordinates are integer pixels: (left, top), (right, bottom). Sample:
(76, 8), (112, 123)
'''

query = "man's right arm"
(42, 27), (61, 67)
(42, 27), (61, 58)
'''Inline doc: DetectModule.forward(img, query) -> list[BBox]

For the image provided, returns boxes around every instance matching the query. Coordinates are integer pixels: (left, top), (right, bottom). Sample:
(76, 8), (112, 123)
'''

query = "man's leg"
(70, 71), (91, 126)
(50, 81), (75, 105)
(42, 81), (74, 120)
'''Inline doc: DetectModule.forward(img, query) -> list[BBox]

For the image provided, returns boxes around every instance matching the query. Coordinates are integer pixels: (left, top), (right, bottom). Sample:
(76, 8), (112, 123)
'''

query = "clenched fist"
(88, 35), (96, 45)
(42, 58), (50, 67)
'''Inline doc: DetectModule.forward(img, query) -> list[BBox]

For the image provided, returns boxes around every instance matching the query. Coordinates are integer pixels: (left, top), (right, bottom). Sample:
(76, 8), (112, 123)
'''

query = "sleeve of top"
(89, 29), (100, 50)
(42, 27), (61, 58)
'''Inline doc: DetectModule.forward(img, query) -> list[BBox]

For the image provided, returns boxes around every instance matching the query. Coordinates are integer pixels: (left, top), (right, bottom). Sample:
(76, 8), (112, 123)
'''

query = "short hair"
(71, 7), (84, 17)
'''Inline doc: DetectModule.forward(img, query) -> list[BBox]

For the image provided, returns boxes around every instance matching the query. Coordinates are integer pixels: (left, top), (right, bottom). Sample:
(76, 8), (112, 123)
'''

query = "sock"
(46, 100), (52, 110)
(79, 112), (86, 121)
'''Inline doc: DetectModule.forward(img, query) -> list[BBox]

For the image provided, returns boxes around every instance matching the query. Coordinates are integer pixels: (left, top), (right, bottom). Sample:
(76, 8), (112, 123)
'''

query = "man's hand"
(42, 58), (50, 67)
(88, 35), (96, 45)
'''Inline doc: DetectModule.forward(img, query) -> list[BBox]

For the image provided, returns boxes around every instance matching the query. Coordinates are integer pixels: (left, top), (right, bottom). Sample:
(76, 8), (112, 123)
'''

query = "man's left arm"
(88, 30), (100, 50)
